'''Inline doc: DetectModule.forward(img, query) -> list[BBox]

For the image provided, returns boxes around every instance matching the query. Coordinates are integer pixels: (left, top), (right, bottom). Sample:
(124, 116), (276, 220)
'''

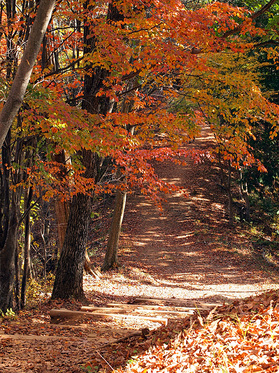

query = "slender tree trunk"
(40, 202), (50, 279)
(20, 187), (33, 309)
(218, 149), (226, 187)
(102, 190), (127, 271)
(239, 169), (250, 222)
(228, 160), (234, 225)
(14, 241), (20, 311)
(0, 196), (19, 312)
(101, 72), (136, 271)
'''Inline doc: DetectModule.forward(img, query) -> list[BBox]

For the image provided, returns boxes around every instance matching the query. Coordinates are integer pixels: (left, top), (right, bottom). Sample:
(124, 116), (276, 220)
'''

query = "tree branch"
(254, 40), (279, 48)
(222, 0), (278, 38)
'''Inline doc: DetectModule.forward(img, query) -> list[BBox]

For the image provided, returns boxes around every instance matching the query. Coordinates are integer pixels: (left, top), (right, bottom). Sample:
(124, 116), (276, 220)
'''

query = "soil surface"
(1, 125), (279, 372)
(89, 124), (279, 305)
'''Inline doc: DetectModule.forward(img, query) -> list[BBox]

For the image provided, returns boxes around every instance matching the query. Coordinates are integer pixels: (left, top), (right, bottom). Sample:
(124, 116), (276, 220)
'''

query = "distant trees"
(233, 0), (279, 231)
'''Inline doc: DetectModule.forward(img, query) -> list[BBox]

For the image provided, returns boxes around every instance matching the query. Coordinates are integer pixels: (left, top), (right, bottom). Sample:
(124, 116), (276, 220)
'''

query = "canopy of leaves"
(0, 0), (278, 203)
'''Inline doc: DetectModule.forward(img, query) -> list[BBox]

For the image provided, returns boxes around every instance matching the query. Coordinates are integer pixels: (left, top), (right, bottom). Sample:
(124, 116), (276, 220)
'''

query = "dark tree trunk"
(51, 192), (92, 300)
(14, 242), (20, 311)
(102, 190), (127, 271)
(228, 160), (234, 225)
(0, 197), (19, 312)
(0, 130), (21, 312)
(51, 148), (97, 300)
(20, 187), (33, 309)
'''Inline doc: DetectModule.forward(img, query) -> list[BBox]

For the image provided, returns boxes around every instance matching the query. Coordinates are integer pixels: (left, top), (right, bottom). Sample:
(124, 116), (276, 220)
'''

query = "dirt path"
(87, 125), (279, 307)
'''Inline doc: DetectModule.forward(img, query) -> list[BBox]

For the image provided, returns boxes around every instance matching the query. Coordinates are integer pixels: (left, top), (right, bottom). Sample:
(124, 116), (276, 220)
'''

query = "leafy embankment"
(108, 290), (279, 373)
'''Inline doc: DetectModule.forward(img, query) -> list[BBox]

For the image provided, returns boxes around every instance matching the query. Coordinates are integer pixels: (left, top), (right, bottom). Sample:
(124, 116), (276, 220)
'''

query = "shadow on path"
(116, 125), (279, 304)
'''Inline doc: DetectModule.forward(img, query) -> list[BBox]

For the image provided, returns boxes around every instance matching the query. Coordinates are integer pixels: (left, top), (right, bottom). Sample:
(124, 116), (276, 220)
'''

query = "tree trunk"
(228, 160), (234, 225)
(53, 153), (94, 274)
(20, 187), (33, 309)
(102, 190), (127, 271)
(0, 129), (21, 312)
(0, 197), (19, 312)
(52, 148), (97, 300)
(54, 199), (70, 253)
(0, 0), (56, 147)
(52, 150), (71, 253)
(51, 192), (92, 300)
(101, 76), (136, 271)
(239, 169), (251, 222)
(14, 241), (20, 311)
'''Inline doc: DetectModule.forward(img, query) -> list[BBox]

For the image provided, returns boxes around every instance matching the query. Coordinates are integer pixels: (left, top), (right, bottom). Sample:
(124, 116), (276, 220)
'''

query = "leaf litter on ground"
(110, 289), (279, 373)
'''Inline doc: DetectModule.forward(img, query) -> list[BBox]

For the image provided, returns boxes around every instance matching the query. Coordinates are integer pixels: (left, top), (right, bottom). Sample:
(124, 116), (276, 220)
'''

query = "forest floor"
(1, 126), (279, 372)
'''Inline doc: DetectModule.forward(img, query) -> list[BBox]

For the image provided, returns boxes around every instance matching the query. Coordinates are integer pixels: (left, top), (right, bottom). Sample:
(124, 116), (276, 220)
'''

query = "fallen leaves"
(114, 290), (279, 373)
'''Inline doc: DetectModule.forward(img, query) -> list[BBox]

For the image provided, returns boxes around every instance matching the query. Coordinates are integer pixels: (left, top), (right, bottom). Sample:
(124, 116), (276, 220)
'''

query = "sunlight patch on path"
(100, 124), (279, 312)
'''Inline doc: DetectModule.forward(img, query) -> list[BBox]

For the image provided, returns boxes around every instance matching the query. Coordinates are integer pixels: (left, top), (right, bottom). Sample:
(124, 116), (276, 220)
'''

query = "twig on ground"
(96, 350), (114, 371)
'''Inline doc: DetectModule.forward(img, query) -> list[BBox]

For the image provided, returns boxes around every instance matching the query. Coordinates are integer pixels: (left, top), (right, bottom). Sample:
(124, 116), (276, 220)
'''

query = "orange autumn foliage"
(0, 0), (278, 202)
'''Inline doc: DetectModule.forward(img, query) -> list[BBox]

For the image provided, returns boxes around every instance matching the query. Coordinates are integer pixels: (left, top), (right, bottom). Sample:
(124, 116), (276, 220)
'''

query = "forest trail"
(87, 124), (279, 308)
(2, 126), (279, 373)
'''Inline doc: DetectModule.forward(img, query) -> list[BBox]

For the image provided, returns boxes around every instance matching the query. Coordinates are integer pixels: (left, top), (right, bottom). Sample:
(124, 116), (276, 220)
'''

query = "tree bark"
(0, 128), (22, 312)
(228, 160), (234, 225)
(52, 151), (71, 253)
(102, 191), (127, 271)
(0, 0), (56, 148)
(14, 241), (20, 311)
(239, 169), (251, 222)
(51, 192), (92, 300)
(54, 199), (70, 253)
(20, 187), (33, 309)
(0, 195), (19, 312)
(51, 149), (97, 300)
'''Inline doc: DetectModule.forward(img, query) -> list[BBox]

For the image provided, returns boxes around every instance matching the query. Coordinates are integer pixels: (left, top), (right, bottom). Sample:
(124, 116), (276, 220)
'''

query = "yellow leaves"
(270, 130), (278, 140)
(265, 46), (279, 65)
(177, 48), (279, 169)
